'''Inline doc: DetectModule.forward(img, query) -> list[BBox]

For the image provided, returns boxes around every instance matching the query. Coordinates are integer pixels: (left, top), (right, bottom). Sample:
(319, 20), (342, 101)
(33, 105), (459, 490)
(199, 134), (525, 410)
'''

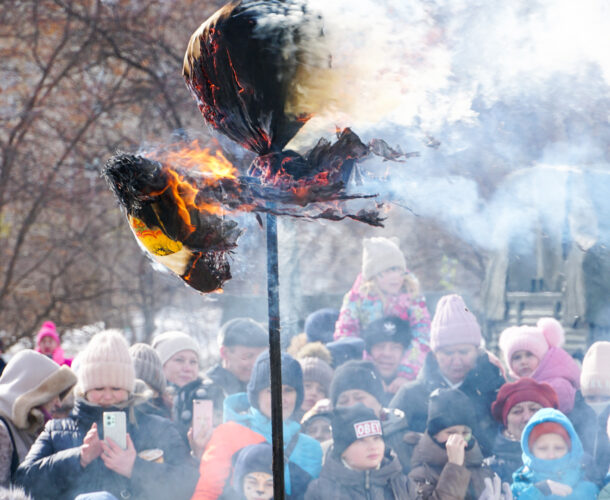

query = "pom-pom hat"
(36, 321), (60, 346)
(499, 317), (565, 375)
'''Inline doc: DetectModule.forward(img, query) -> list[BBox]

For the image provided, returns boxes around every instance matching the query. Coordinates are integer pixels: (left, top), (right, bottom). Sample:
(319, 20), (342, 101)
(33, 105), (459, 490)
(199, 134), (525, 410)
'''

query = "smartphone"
(192, 399), (213, 437)
(103, 411), (127, 450)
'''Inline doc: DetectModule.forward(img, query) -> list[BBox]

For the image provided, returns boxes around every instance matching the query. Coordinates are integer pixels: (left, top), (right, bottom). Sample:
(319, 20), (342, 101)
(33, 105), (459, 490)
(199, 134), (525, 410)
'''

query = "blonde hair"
(360, 271), (420, 298)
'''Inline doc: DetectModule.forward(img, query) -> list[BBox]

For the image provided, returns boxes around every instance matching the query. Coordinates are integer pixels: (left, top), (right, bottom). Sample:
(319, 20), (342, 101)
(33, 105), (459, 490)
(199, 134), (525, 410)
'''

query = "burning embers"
(103, 0), (415, 293)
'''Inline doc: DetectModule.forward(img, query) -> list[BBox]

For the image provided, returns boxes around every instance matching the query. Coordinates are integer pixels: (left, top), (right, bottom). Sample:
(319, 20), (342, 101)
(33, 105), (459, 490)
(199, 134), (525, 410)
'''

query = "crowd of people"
(0, 236), (609, 499)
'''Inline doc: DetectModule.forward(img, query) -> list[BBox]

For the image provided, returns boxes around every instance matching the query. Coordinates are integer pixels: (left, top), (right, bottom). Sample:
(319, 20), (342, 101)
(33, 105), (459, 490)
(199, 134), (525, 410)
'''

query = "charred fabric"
(103, 0), (414, 294)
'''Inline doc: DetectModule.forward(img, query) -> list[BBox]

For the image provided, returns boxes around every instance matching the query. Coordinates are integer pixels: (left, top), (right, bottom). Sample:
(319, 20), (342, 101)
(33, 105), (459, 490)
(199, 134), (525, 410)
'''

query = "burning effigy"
(103, 0), (414, 293)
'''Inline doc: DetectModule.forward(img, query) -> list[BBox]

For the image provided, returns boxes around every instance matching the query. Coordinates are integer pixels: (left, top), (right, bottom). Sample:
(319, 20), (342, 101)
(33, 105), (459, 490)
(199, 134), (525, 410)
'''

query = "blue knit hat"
(247, 351), (304, 412)
(304, 308), (340, 344)
(232, 443), (273, 494)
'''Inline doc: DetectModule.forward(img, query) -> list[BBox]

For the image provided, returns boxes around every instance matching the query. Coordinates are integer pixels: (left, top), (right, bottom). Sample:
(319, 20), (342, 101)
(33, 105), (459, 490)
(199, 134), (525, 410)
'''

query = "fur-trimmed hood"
(0, 350), (76, 432)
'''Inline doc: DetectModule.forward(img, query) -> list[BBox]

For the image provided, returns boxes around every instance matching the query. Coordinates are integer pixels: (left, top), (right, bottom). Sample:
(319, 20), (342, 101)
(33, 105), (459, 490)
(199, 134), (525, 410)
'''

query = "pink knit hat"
(430, 294), (482, 351)
(499, 317), (565, 374)
(36, 321), (60, 347)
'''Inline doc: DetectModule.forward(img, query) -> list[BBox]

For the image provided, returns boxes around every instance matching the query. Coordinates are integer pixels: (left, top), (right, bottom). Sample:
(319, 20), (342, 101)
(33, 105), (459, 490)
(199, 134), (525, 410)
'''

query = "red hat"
(491, 378), (559, 426)
(528, 421), (571, 450)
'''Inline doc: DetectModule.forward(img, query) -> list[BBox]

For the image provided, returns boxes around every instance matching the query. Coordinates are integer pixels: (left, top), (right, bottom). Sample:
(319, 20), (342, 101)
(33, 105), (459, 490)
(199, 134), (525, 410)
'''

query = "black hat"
(362, 316), (412, 352)
(232, 443), (273, 494)
(426, 388), (476, 437)
(247, 351), (304, 413)
(326, 337), (365, 369)
(218, 317), (268, 348)
(304, 308), (340, 344)
(331, 403), (383, 458)
(329, 360), (384, 407)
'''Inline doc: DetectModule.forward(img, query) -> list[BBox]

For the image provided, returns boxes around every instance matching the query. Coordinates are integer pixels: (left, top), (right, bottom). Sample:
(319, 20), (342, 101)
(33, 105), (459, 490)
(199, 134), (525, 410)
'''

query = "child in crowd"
(300, 402), (332, 444)
(15, 330), (198, 500)
(305, 404), (408, 500)
(0, 350), (76, 487)
(221, 443), (274, 500)
(511, 408), (598, 499)
(295, 343), (334, 421)
(35, 321), (72, 367)
(407, 389), (496, 499)
(334, 236), (430, 383)
(499, 318), (580, 413)
(129, 343), (172, 419)
(191, 351), (321, 500)
(362, 316), (412, 397)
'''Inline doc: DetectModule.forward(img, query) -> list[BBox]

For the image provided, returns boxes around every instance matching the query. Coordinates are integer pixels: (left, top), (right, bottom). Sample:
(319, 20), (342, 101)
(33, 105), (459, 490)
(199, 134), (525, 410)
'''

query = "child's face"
(335, 389), (382, 417)
(39, 336), (58, 355)
(531, 433), (569, 460)
(374, 267), (405, 295)
(302, 381), (326, 412)
(433, 424), (472, 444)
(304, 417), (332, 442)
(510, 350), (540, 378)
(341, 435), (385, 470)
(258, 385), (297, 419)
(243, 472), (273, 500)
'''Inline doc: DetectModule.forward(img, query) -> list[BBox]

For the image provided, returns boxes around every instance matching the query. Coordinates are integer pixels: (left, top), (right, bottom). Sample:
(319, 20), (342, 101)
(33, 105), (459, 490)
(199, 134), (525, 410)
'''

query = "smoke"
(257, 0), (610, 252)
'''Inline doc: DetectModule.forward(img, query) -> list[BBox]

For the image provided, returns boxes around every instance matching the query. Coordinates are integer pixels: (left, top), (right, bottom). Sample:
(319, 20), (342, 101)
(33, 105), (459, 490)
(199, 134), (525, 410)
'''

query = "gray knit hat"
(129, 343), (166, 395)
(217, 318), (268, 348)
(299, 357), (334, 396)
(152, 330), (200, 366)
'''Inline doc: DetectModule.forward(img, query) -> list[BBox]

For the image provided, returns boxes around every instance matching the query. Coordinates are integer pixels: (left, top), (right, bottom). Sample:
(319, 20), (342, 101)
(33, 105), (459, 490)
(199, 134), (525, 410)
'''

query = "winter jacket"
(0, 350), (76, 487)
(530, 347), (580, 414)
(191, 393), (322, 500)
(511, 408), (598, 499)
(380, 407), (418, 474)
(407, 432), (494, 500)
(334, 273), (431, 380)
(390, 350), (505, 456)
(305, 451), (409, 500)
(14, 398), (198, 500)
(204, 364), (248, 424)
(487, 428), (523, 483)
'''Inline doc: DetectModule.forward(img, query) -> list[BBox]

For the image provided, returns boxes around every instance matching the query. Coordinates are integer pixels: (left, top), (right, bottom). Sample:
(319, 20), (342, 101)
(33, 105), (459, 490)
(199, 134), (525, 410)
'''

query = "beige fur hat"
(0, 349), (76, 431)
(362, 237), (406, 281)
(78, 330), (135, 394)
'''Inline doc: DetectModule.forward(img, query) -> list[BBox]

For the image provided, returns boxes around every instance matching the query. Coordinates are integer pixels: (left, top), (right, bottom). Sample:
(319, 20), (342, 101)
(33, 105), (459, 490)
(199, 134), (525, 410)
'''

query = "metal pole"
(266, 213), (285, 500)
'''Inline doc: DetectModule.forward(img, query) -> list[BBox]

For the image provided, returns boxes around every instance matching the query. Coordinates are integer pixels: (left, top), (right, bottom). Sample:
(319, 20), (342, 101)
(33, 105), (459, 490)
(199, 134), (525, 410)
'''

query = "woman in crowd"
(334, 236), (431, 385)
(15, 329), (198, 500)
(390, 294), (505, 456)
(0, 350), (76, 487)
(191, 351), (322, 500)
(128, 343), (172, 419)
(488, 378), (559, 482)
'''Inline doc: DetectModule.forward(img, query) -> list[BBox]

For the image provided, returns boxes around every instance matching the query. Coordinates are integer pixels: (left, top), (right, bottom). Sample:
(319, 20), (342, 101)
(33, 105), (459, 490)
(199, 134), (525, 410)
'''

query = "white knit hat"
(78, 330), (135, 394)
(581, 341), (610, 398)
(152, 330), (200, 366)
(361, 237), (407, 281)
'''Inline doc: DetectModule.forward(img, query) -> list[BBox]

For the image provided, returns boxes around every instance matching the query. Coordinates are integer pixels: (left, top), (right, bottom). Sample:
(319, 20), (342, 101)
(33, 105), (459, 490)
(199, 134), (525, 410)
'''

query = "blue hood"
(520, 408), (582, 483)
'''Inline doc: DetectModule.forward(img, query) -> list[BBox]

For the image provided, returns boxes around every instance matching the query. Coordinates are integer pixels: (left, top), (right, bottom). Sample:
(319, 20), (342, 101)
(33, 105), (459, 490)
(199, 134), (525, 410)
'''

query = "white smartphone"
(192, 399), (213, 436)
(103, 411), (127, 450)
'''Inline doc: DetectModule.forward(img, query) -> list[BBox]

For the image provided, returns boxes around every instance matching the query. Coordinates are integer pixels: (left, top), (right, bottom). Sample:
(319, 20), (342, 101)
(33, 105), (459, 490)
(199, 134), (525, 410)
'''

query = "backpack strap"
(0, 416), (19, 476)
(284, 430), (300, 460)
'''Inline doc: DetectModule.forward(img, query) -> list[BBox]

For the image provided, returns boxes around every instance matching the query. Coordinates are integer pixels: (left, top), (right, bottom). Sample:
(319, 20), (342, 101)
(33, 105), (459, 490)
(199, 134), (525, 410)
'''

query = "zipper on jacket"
(365, 470), (372, 500)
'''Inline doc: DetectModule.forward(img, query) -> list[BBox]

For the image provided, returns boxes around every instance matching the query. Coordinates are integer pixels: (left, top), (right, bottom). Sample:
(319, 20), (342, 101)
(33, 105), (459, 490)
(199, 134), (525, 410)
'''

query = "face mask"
(587, 400), (610, 416)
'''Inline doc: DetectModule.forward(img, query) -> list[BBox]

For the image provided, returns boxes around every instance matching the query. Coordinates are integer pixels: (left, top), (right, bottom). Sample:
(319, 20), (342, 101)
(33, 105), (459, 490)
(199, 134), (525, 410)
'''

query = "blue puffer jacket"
(511, 408), (599, 499)
(14, 398), (198, 500)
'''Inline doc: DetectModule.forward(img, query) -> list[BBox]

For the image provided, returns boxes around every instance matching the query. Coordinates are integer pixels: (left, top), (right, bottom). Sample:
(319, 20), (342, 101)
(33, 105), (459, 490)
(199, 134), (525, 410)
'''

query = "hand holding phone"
(103, 411), (127, 450)
(192, 399), (213, 438)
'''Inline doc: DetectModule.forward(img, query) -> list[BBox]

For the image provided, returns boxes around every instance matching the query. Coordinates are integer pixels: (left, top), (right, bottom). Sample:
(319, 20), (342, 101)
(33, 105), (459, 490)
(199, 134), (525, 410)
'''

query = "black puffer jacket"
(390, 351), (505, 456)
(15, 398), (198, 500)
(305, 450), (409, 500)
